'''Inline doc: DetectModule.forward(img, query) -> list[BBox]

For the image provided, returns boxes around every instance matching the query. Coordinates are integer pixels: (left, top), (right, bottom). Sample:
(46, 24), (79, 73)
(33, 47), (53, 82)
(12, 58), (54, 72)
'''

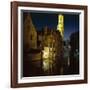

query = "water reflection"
(42, 47), (56, 74)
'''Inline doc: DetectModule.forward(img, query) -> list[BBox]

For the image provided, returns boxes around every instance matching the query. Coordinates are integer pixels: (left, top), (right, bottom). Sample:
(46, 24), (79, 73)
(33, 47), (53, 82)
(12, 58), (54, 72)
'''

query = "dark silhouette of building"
(69, 31), (79, 74)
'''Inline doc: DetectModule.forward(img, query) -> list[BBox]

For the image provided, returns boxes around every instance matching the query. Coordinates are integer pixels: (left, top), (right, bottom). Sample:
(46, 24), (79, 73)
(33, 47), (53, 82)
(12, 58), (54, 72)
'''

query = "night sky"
(64, 14), (79, 40)
(23, 11), (79, 40)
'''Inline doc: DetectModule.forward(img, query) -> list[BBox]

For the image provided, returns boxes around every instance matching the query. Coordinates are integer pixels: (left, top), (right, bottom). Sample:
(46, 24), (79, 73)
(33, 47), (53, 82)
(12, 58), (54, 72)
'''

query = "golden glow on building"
(57, 14), (64, 38)
(42, 47), (50, 59)
(42, 47), (54, 71)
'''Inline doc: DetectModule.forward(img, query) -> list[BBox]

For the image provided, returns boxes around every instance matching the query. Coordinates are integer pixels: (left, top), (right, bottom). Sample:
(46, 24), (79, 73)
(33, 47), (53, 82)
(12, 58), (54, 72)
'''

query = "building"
(38, 26), (64, 75)
(69, 31), (79, 74)
(23, 13), (37, 52)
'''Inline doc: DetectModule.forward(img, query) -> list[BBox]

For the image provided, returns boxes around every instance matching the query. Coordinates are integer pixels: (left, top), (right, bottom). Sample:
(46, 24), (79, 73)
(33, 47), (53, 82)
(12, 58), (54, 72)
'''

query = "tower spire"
(57, 14), (64, 38)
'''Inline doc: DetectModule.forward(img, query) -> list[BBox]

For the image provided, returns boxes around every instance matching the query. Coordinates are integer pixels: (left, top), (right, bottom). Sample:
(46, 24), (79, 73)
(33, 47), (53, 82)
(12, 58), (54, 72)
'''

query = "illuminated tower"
(57, 14), (64, 38)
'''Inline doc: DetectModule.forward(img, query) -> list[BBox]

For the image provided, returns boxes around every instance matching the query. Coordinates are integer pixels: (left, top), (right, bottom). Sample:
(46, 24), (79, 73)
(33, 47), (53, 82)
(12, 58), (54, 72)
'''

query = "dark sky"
(31, 13), (58, 30)
(64, 14), (79, 40)
(23, 12), (79, 40)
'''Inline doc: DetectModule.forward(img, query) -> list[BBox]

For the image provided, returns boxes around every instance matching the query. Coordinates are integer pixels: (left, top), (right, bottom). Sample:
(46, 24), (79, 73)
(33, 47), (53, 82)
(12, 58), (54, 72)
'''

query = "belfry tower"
(57, 14), (64, 38)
